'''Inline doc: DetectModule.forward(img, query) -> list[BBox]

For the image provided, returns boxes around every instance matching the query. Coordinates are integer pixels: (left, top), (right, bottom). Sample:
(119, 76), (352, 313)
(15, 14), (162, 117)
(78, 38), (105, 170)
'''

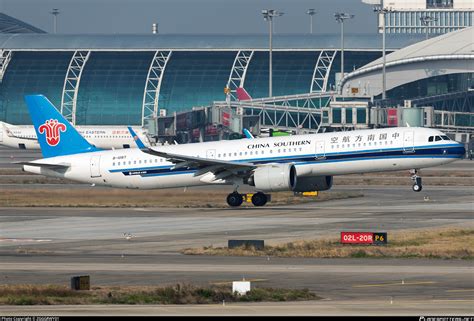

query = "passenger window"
(435, 136), (442, 141)
(428, 136), (434, 142)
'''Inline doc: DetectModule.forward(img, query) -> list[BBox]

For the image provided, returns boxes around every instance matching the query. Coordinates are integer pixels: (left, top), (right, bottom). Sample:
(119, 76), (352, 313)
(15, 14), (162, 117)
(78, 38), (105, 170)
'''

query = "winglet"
(243, 128), (254, 139)
(127, 126), (146, 149)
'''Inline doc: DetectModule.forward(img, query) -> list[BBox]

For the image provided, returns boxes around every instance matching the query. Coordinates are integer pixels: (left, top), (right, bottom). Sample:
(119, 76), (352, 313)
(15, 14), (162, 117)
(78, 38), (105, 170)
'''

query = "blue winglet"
(24, 94), (101, 158)
(243, 128), (254, 139)
(127, 126), (146, 149)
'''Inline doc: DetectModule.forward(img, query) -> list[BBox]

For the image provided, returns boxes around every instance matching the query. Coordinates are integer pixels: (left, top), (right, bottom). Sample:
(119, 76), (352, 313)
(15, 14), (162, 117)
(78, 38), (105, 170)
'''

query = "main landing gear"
(226, 192), (269, 207)
(226, 192), (243, 207)
(410, 169), (422, 192)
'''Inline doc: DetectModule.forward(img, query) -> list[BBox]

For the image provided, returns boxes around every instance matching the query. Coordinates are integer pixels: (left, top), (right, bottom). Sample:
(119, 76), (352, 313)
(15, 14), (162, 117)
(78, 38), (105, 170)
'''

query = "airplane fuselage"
(24, 127), (465, 191)
(0, 122), (149, 150)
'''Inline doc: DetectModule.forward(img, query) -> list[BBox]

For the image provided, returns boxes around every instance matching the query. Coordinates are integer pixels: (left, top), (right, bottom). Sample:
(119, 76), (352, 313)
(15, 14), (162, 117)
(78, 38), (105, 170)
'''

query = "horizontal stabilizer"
(14, 161), (70, 170)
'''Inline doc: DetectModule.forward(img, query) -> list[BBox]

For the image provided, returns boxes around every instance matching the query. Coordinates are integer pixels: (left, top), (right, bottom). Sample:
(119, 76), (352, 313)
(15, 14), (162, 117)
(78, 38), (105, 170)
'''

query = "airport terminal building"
(0, 13), (472, 146)
(0, 33), (423, 126)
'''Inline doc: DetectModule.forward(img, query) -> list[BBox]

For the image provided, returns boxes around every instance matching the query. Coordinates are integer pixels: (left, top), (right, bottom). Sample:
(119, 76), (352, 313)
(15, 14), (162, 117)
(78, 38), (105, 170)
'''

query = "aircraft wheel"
(251, 192), (268, 207)
(227, 192), (243, 207)
(412, 184), (422, 192)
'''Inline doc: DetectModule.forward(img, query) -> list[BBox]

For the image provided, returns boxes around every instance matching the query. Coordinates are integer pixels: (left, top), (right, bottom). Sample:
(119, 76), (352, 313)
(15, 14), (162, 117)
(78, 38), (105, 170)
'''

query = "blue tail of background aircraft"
(25, 94), (100, 158)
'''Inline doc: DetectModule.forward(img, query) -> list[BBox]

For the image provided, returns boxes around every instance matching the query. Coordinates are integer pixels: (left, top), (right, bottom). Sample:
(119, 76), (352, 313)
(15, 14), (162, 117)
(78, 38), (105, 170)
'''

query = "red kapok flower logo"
(38, 119), (66, 146)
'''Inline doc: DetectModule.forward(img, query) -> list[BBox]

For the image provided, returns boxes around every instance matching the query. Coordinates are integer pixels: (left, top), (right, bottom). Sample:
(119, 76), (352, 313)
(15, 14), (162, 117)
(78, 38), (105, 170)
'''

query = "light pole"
(306, 9), (316, 34)
(262, 9), (284, 98)
(420, 15), (438, 40)
(373, 5), (393, 100)
(50, 8), (60, 34)
(334, 12), (354, 89)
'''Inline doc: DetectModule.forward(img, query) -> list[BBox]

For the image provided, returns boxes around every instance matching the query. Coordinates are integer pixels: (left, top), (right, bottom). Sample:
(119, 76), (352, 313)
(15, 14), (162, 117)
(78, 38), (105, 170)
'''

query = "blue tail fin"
(25, 94), (100, 158)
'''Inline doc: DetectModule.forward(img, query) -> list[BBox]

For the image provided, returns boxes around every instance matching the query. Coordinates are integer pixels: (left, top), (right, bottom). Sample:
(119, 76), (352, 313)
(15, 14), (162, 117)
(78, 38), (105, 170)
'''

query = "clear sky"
(0, 0), (379, 35)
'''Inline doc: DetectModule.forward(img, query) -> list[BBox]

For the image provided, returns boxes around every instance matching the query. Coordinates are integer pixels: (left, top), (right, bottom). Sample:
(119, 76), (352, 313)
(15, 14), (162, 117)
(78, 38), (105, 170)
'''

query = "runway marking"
(210, 279), (268, 285)
(446, 289), (474, 293)
(432, 299), (474, 302)
(0, 238), (52, 243)
(353, 281), (437, 288)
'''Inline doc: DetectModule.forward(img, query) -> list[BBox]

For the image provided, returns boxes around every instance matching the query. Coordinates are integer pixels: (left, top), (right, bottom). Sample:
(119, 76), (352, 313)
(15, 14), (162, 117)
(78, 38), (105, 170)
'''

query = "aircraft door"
(403, 131), (415, 153)
(90, 155), (101, 178)
(206, 149), (216, 159)
(315, 141), (326, 159)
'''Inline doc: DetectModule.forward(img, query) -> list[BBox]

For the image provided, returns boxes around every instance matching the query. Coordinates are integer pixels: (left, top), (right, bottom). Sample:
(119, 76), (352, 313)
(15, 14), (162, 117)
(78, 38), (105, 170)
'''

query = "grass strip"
(182, 227), (474, 260)
(0, 284), (321, 305)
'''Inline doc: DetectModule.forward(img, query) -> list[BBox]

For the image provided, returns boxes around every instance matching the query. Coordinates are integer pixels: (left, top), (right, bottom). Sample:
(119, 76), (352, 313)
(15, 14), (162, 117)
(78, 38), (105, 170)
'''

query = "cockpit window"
(441, 135), (450, 141)
(428, 136), (434, 142)
(435, 136), (442, 141)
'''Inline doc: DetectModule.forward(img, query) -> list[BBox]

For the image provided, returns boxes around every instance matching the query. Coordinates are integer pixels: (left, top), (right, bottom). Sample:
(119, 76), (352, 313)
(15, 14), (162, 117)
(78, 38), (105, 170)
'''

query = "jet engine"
(248, 163), (297, 192)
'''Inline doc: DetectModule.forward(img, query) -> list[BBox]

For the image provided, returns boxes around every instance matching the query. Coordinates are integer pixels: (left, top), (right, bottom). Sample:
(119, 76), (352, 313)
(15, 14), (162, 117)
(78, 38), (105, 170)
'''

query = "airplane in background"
(0, 121), (150, 150)
(19, 95), (465, 207)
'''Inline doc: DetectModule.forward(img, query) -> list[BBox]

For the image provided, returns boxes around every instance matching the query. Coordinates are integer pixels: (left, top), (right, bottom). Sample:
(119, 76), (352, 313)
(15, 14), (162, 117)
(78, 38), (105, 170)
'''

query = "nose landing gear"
(410, 169), (422, 192)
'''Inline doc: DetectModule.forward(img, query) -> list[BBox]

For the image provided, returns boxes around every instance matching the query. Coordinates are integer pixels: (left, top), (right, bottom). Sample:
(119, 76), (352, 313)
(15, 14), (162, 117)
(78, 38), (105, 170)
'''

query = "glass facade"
(245, 51), (316, 98)
(0, 50), (469, 126)
(160, 51), (235, 113)
(76, 52), (153, 125)
(384, 10), (473, 34)
(386, 72), (473, 103)
(427, 0), (453, 9)
(0, 51), (72, 124)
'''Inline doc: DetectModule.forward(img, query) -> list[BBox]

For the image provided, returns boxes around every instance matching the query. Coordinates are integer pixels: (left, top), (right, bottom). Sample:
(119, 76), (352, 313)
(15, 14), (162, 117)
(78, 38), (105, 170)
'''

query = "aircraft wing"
(142, 148), (256, 180)
(14, 161), (70, 170)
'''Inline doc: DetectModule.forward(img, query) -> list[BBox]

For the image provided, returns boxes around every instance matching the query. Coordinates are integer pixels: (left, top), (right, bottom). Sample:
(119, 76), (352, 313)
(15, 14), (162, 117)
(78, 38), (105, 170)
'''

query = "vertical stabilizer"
(24, 94), (100, 158)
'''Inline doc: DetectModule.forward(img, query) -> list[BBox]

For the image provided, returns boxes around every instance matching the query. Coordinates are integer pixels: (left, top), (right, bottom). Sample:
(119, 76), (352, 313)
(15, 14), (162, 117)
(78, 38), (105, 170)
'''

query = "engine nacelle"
(292, 175), (333, 192)
(249, 163), (297, 192)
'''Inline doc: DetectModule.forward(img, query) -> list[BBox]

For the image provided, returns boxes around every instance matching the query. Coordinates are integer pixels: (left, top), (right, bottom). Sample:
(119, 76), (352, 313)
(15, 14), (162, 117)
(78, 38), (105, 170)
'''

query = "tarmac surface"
(0, 146), (473, 315)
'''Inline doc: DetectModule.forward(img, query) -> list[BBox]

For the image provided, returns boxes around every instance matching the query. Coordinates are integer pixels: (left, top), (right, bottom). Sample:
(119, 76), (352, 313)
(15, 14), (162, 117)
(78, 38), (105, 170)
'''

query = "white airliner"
(19, 95), (465, 207)
(0, 121), (150, 150)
